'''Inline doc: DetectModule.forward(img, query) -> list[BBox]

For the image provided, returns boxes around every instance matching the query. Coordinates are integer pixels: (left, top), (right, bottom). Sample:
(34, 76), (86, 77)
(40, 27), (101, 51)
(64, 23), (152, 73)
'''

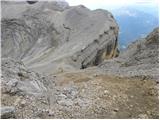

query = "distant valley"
(111, 6), (159, 49)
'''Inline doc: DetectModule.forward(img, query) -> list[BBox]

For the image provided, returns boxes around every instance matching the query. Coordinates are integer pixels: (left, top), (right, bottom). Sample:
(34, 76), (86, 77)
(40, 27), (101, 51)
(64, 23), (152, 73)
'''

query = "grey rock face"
(1, 0), (69, 19)
(0, 106), (15, 119)
(99, 27), (159, 80)
(1, 58), (54, 96)
(2, 1), (119, 74)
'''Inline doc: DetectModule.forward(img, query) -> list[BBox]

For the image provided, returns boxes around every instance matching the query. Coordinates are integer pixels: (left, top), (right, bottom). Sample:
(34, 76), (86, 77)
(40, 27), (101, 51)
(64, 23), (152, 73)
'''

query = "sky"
(2, 0), (159, 11)
(65, 0), (159, 10)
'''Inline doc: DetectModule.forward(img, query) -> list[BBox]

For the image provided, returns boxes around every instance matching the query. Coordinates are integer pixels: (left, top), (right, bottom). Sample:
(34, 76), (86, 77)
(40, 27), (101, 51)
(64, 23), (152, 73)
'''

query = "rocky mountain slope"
(2, 0), (119, 74)
(1, 0), (159, 119)
(1, 59), (158, 118)
(99, 27), (159, 80)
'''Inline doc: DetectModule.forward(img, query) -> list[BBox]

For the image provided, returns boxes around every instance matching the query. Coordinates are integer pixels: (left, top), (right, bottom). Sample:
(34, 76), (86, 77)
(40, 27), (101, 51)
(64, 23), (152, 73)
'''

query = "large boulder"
(1, 1), (119, 74)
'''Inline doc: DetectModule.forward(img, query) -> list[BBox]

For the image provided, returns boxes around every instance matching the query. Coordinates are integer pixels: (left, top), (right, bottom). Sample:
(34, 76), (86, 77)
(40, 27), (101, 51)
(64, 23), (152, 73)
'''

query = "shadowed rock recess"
(1, 1), (159, 119)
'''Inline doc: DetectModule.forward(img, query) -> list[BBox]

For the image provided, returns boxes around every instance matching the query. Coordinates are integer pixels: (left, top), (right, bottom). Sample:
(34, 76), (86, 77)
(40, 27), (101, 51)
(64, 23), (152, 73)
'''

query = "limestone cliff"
(2, 1), (119, 74)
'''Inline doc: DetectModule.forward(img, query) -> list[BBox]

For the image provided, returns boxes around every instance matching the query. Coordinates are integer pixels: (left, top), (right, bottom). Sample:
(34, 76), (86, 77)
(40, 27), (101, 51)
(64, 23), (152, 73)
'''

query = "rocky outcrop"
(99, 27), (159, 80)
(1, 58), (55, 96)
(2, 1), (119, 74)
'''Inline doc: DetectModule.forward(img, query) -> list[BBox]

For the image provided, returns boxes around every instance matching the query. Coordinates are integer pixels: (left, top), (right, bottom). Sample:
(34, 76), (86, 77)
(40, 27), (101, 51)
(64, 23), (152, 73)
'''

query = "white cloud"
(121, 10), (137, 17)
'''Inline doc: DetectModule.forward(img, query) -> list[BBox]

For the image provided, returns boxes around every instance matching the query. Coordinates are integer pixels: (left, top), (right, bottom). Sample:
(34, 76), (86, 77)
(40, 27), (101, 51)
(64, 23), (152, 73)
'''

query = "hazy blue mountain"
(111, 7), (159, 49)
(133, 4), (159, 18)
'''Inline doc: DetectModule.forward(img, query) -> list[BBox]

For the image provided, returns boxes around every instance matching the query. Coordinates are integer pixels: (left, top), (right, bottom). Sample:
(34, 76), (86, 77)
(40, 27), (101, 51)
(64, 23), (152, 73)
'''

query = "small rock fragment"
(104, 90), (109, 94)
(138, 114), (149, 119)
(48, 110), (54, 116)
(20, 100), (26, 107)
(113, 108), (119, 112)
(57, 99), (73, 106)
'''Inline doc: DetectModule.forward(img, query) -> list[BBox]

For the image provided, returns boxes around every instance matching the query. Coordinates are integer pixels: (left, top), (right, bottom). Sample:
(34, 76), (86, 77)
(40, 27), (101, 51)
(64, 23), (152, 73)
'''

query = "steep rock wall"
(2, 1), (119, 74)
